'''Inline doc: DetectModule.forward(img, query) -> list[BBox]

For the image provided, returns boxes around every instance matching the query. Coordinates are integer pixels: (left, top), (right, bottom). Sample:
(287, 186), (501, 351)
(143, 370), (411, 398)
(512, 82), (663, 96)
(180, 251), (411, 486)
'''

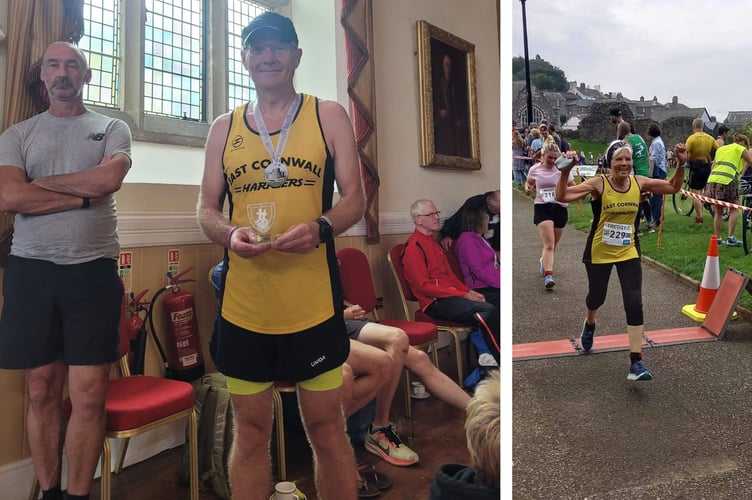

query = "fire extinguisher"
(148, 268), (205, 381)
(126, 289), (150, 375)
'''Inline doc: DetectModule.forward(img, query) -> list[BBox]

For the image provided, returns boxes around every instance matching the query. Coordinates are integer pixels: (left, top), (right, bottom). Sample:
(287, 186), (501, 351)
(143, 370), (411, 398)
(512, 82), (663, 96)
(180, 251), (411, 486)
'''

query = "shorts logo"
(310, 355), (326, 367)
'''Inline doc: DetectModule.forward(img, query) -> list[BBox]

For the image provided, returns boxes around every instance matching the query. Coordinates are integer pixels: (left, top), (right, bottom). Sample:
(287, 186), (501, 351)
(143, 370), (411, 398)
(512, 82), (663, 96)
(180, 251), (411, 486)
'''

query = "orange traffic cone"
(682, 236), (720, 322)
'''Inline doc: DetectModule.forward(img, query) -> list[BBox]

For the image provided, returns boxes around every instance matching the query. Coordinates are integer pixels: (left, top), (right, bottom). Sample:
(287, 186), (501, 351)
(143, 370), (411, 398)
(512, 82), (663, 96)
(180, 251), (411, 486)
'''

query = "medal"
(264, 161), (288, 188)
(253, 93), (301, 189)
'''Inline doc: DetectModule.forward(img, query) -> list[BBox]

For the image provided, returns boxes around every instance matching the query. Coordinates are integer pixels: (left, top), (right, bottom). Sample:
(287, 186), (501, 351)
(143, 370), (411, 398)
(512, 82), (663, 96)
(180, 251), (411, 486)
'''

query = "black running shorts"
(0, 256), (123, 369)
(213, 313), (350, 383)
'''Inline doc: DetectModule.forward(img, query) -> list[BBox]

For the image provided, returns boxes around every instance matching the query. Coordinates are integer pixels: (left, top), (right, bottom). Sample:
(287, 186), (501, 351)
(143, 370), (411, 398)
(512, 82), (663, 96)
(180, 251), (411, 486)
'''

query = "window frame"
(84, 0), (287, 148)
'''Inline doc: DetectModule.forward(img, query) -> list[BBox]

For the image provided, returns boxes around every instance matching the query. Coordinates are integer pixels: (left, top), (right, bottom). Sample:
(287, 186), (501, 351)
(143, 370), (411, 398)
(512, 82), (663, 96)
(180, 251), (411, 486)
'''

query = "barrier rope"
(678, 189), (752, 212)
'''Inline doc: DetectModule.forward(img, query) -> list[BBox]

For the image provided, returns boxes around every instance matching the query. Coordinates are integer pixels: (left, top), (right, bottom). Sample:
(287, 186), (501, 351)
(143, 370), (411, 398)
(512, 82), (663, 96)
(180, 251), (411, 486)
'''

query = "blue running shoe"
(627, 360), (652, 381)
(717, 238), (724, 246)
(539, 257), (544, 276)
(727, 236), (741, 247)
(544, 275), (555, 289)
(580, 321), (595, 352)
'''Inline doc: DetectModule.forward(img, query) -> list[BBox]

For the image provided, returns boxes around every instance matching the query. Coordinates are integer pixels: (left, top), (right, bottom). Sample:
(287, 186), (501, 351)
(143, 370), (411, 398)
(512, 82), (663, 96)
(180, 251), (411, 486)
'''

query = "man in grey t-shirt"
(0, 42), (131, 500)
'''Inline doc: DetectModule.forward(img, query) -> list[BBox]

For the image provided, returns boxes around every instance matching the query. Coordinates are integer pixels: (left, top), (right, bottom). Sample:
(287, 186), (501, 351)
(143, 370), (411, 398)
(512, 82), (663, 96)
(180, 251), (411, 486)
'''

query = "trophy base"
(254, 234), (275, 243)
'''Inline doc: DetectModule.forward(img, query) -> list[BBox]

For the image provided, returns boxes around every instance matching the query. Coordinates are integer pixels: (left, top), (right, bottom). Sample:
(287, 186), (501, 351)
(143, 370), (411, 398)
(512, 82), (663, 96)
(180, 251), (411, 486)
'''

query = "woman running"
(524, 142), (576, 289)
(555, 140), (685, 380)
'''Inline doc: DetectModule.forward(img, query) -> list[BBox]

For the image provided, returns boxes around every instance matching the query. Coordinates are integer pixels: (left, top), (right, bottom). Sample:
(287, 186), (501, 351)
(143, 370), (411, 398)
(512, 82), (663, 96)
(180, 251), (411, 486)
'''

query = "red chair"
(29, 295), (199, 500)
(444, 244), (466, 283)
(337, 247), (439, 419)
(387, 243), (470, 386)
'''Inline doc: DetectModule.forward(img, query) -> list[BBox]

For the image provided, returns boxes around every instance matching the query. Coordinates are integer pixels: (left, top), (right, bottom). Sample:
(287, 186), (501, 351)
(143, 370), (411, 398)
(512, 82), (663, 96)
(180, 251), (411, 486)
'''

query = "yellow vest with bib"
(584, 175), (641, 264)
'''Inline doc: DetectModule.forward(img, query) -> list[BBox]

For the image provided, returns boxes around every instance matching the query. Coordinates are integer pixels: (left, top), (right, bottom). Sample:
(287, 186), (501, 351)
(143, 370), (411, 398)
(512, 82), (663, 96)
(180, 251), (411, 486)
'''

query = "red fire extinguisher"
(148, 268), (205, 381)
(126, 289), (150, 375)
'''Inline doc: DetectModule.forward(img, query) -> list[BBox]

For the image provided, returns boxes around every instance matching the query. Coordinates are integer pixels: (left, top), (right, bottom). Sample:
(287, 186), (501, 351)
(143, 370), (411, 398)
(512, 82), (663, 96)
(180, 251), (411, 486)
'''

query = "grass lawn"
(567, 139), (607, 162)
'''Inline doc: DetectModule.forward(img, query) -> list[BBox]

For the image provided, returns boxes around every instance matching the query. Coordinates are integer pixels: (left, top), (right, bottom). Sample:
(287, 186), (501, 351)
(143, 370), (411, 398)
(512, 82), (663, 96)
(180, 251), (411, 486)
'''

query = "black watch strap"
(316, 216), (333, 243)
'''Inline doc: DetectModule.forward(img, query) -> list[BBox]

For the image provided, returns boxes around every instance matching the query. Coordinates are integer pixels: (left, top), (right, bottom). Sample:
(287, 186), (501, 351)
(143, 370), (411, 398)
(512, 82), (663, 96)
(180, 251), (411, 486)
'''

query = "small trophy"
(246, 202), (276, 243)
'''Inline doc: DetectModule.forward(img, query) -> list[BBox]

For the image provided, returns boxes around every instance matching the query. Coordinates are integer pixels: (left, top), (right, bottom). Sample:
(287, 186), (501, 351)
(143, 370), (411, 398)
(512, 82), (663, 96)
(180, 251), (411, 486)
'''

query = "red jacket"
(403, 230), (470, 311)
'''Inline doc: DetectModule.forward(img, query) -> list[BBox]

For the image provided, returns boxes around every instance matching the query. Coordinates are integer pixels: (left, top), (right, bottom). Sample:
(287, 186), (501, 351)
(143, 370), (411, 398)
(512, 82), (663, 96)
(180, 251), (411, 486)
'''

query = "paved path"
(512, 189), (752, 499)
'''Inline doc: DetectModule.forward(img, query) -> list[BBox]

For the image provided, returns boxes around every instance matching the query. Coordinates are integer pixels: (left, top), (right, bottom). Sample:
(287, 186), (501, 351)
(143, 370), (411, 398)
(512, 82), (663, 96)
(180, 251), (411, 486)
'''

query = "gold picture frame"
(417, 20), (481, 170)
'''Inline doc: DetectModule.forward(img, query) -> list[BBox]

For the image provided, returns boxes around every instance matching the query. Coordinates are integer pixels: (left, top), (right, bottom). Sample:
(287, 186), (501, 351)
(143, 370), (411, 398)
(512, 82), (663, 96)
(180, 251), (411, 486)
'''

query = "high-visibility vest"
(708, 143), (746, 185)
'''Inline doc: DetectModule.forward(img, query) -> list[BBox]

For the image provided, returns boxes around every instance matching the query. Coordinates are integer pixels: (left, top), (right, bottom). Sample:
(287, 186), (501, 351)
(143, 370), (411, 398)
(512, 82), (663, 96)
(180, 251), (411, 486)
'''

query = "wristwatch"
(315, 215), (333, 243)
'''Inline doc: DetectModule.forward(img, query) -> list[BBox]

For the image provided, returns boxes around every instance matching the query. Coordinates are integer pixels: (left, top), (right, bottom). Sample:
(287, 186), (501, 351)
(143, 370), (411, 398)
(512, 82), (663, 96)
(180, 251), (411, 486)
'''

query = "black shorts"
(346, 319), (369, 340)
(213, 313), (350, 383)
(533, 203), (569, 228)
(0, 256), (122, 369)
(688, 160), (711, 190)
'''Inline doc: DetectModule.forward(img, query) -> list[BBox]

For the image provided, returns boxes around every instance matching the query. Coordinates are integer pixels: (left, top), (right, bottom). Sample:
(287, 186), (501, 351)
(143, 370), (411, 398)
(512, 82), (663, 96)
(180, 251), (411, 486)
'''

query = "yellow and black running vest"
(707, 143), (746, 186)
(583, 175), (641, 264)
(220, 94), (340, 334)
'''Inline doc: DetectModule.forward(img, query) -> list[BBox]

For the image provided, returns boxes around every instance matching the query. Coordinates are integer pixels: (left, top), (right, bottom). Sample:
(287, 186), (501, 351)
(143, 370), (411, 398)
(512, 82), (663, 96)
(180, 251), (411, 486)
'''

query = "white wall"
(372, 0), (500, 213)
(290, 0), (345, 105)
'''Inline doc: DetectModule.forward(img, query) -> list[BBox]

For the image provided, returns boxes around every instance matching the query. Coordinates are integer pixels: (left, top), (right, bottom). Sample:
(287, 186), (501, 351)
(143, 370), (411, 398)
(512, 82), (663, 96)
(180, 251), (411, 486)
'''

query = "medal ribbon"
(252, 93), (302, 165)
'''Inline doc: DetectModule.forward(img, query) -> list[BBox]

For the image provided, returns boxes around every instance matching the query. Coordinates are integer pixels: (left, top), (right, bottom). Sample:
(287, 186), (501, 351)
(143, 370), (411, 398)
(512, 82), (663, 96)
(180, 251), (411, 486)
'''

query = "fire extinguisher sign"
(168, 249), (181, 277)
(119, 251), (133, 295)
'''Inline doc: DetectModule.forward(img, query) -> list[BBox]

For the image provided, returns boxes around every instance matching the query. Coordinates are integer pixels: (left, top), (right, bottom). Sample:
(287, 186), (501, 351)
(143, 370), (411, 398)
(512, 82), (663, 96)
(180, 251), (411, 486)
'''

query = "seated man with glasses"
(402, 199), (500, 364)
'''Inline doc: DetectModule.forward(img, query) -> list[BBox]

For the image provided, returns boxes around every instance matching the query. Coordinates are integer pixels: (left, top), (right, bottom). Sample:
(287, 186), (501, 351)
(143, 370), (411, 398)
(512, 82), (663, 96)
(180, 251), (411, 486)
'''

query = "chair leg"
(441, 328), (464, 385)
(188, 409), (199, 500)
(451, 330), (464, 386)
(271, 388), (286, 481)
(403, 368), (412, 420)
(430, 342), (439, 368)
(114, 437), (130, 475)
(100, 439), (111, 500)
(28, 478), (40, 500)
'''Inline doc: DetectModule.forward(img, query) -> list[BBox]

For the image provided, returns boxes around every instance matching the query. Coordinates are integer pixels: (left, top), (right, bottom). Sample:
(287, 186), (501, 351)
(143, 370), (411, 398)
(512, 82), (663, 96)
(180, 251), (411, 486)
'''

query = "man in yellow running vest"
(197, 11), (366, 500)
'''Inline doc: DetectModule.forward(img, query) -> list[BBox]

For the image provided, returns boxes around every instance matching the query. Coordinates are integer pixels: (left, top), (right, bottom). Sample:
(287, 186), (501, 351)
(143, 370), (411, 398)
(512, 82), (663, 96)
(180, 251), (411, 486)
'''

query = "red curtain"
(341, 0), (380, 243)
(0, 0), (84, 267)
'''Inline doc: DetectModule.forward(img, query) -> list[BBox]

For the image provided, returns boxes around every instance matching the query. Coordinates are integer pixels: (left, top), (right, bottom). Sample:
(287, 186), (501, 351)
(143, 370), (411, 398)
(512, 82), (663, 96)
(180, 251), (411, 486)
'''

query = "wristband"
(81, 197), (91, 209)
(226, 226), (239, 248)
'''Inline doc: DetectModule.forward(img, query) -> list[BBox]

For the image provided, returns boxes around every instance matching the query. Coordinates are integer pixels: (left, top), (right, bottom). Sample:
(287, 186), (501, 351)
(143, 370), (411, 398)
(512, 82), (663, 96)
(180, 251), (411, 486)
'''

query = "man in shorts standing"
(0, 42), (132, 500)
(686, 118), (718, 223)
(197, 12), (366, 500)
(703, 134), (752, 246)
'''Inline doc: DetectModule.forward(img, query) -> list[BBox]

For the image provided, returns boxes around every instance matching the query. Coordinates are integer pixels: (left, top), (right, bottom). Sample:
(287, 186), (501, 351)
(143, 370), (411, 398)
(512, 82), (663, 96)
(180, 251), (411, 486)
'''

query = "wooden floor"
(93, 347), (471, 500)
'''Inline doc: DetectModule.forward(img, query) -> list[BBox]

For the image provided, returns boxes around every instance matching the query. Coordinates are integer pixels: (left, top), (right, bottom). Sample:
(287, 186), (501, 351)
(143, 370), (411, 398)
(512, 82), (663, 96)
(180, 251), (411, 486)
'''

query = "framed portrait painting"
(416, 20), (481, 170)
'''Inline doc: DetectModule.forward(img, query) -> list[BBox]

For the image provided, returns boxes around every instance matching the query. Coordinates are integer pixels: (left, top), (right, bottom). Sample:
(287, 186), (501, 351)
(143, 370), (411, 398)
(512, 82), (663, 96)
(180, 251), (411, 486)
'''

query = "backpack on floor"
(177, 372), (234, 499)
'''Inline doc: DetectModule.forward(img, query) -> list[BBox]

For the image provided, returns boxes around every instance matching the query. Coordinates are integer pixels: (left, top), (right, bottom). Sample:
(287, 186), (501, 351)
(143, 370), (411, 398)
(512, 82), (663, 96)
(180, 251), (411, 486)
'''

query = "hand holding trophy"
(247, 202), (276, 243)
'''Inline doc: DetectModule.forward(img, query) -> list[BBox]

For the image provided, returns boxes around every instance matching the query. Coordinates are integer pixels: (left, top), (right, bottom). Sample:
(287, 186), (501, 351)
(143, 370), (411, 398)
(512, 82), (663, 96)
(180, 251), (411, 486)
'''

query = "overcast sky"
(510, 1), (752, 122)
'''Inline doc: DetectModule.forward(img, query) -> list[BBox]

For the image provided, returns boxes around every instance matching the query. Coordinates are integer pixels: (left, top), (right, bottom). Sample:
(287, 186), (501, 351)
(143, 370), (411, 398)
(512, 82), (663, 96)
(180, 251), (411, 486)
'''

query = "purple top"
(455, 231), (500, 289)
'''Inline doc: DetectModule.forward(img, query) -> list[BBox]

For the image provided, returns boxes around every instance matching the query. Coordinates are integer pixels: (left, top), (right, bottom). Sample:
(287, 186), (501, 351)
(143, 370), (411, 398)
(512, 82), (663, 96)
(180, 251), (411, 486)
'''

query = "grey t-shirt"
(0, 110), (131, 264)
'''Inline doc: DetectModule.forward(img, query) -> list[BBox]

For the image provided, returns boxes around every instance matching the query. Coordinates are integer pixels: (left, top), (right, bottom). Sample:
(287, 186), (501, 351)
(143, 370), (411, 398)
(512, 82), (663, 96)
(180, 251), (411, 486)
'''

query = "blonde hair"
(733, 133), (750, 149)
(465, 370), (500, 488)
(541, 141), (561, 156)
(512, 131), (525, 148)
(529, 128), (540, 139)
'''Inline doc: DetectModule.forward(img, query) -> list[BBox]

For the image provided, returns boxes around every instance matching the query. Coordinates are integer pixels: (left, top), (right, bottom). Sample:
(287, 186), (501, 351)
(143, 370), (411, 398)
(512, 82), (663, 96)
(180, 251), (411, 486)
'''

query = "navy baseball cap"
(241, 11), (298, 47)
